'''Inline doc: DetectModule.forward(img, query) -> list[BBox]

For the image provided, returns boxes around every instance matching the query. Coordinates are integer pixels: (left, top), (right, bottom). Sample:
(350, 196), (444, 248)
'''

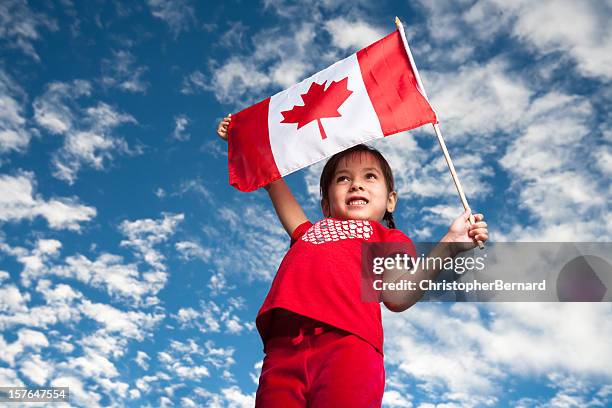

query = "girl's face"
(322, 151), (397, 222)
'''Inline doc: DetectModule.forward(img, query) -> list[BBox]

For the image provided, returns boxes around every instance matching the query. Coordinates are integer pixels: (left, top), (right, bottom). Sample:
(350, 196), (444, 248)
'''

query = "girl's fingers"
(469, 228), (488, 236)
(476, 233), (488, 241)
(466, 213), (487, 241)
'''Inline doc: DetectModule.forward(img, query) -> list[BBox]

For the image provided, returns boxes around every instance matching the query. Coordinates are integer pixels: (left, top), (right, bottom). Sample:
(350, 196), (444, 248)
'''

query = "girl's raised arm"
(217, 114), (309, 238)
(263, 178), (309, 237)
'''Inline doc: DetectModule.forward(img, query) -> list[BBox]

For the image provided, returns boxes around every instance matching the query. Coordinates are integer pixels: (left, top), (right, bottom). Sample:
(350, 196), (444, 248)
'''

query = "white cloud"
(20, 354), (53, 385)
(202, 5), (392, 108)
(135, 374), (160, 393)
(172, 114), (190, 141)
(172, 362), (209, 380)
(208, 272), (233, 296)
(180, 70), (207, 94)
(0, 69), (30, 154)
(175, 240), (211, 262)
(0, 367), (24, 386)
(594, 146), (612, 176)
(181, 397), (198, 407)
(249, 360), (263, 385)
(499, 91), (610, 241)
(147, 0), (195, 37)
(98, 377), (130, 400)
(324, 17), (385, 50)
(33, 81), (137, 184)
(0, 171), (96, 230)
(0, 283), (30, 313)
(1, 238), (62, 278)
(68, 349), (119, 378)
(0, 279), (82, 331)
(52, 103), (136, 183)
(175, 178), (213, 202)
(0, 210), (179, 310)
(101, 50), (148, 93)
(272, 59), (312, 90)
(499, 0), (612, 80)
(220, 386), (255, 408)
(211, 202), (289, 282)
(0, 0), (57, 61)
(0, 328), (48, 366)
(0, 301), (80, 333)
(174, 297), (250, 336)
(35, 279), (81, 304)
(155, 187), (166, 198)
(80, 300), (163, 340)
(152, 339), (237, 386)
(80, 330), (128, 359)
(135, 351), (150, 370)
(383, 303), (612, 406)
(417, 0), (612, 80)
(52, 375), (102, 408)
(382, 389), (413, 407)
(196, 385), (255, 408)
(205, 57), (273, 106)
(120, 212), (184, 270)
(46, 252), (167, 305)
(33, 80), (91, 135)
(204, 19), (347, 107)
(219, 21), (248, 48)
(425, 59), (533, 140)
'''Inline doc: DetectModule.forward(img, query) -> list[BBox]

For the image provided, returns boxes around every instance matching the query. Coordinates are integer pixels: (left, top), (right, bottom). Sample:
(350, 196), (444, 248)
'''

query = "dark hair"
(319, 144), (396, 229)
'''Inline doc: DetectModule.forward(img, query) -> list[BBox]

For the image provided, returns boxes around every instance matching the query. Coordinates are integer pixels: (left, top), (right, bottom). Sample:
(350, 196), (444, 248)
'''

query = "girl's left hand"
(444, 209), (488, 255)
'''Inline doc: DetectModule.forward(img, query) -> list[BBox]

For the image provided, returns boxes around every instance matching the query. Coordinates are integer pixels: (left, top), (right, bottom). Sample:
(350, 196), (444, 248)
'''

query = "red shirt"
(256, 217), (416, 355)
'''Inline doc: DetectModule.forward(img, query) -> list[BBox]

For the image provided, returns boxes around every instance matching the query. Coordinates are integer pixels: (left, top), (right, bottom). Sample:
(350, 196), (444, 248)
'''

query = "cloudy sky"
(1, 0), (611, 407)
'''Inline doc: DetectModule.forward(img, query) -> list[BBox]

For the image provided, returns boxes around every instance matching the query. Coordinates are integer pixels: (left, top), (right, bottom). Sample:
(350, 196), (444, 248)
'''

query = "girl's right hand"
(216, 114), (232, 142)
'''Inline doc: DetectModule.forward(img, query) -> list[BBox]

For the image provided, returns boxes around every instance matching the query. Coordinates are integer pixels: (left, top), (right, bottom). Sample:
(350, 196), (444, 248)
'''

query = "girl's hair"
(319, 144), (396, 229)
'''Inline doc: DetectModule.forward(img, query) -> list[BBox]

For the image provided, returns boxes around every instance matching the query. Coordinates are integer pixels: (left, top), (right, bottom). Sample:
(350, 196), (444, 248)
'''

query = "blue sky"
(0, 0), (611, 407)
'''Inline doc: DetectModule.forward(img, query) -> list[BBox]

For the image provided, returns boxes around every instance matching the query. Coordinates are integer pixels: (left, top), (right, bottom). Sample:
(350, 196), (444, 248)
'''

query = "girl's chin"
(343, 210), (373, 219)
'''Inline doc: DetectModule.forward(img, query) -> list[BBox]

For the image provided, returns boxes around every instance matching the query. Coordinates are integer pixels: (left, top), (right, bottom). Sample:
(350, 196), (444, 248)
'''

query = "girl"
(217, 114), (488, 407)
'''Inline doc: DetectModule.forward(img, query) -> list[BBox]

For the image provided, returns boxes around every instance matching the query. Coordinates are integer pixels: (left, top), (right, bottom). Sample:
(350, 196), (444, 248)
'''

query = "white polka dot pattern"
(301, 219), (373, 244)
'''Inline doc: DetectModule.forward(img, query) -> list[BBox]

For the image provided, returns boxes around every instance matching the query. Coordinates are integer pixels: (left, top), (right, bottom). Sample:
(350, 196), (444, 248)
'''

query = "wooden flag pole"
(395, 17), (484, 249)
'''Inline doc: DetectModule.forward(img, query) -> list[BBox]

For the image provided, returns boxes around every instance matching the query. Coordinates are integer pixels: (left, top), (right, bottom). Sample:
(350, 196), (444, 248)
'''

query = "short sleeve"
(384, 229), (417, 258)
(290, 220), (313, 247)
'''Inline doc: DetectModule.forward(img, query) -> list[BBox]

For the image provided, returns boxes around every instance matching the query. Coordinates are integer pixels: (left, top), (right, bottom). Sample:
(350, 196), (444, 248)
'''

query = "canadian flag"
(228, 29), (437, 192)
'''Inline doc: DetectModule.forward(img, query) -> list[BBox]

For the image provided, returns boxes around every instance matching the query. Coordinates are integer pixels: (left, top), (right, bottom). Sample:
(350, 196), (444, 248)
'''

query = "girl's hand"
(217, 114), (232, 142)
(443, 209), (488, 255)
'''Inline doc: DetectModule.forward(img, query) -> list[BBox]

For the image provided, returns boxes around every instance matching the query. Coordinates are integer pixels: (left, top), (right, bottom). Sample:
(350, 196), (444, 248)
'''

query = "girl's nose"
(350, 182), (364, 191)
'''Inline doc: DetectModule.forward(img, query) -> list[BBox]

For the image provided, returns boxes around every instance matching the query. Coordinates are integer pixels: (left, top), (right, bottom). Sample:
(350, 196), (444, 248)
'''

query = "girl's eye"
(336, 176), (349, 182)
(366, 173), (377, 179)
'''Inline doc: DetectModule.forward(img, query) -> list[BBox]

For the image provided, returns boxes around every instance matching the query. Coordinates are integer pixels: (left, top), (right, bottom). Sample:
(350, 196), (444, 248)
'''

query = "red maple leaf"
(280, 77), (353, 140)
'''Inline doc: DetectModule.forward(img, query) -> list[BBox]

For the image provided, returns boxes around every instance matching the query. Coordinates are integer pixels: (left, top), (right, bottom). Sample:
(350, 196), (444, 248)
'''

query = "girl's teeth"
(349, 200), (367, 205)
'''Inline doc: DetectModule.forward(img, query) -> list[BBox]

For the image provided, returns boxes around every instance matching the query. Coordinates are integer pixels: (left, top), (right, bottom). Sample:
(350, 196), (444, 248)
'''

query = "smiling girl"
(217, 114), (488, 407)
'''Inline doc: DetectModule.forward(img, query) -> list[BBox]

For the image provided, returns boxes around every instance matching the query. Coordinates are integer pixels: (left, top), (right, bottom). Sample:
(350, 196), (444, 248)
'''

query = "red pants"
(255, 311), (385, 407)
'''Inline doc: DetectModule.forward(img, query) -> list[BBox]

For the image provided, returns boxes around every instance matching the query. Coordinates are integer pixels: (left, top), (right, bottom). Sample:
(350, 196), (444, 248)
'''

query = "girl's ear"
(321, 199), (330, 218)
(387, 191), (397, 213)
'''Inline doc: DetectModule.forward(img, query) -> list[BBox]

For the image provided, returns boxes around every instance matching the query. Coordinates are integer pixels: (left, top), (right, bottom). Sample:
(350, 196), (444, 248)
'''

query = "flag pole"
(395, 17), (484, 249)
